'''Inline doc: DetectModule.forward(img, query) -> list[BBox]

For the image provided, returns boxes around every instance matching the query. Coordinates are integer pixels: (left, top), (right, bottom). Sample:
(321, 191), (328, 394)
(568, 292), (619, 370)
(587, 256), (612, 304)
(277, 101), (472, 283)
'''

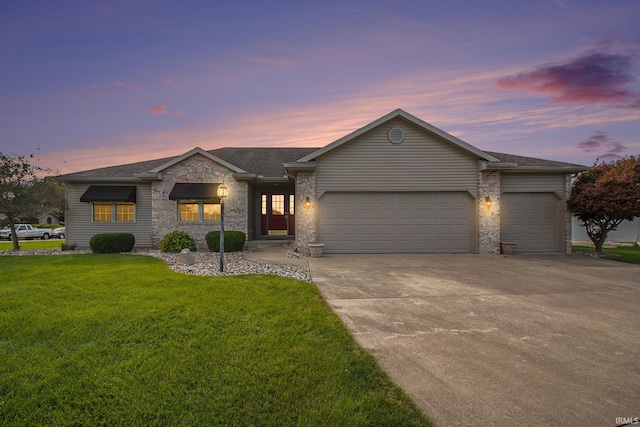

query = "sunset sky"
(1, 0), (639, 174)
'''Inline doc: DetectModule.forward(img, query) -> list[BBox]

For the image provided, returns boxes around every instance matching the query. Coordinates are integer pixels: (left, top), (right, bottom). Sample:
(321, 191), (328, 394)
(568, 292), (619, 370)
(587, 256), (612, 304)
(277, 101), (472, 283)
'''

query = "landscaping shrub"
(89, 233), (135, 253)
(206, 231), (246, 252)
(160, 230), (197, 253)
(61, 242), (77, 251)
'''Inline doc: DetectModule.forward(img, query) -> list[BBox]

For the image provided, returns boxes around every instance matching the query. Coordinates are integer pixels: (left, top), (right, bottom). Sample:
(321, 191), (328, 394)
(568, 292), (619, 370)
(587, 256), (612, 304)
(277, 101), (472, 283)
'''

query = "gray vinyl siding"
(314, 118), (479, 195)
(500, 173), (565, 195)
(65, 182), (153, 248)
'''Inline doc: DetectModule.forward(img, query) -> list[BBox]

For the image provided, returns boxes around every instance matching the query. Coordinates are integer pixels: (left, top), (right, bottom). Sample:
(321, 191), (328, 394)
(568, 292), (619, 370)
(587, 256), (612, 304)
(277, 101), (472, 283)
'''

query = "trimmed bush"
(61, 242), (77, 251)
(89, 233), (135, 253)
(160, 230), (197, 253)
(206, 231), (246, 252)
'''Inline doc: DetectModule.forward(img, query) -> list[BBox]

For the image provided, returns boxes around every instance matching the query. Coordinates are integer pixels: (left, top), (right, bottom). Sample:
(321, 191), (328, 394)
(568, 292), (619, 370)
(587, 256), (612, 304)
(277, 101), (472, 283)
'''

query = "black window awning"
(169, 183), (220, 201)
(80, 185), (137, 203)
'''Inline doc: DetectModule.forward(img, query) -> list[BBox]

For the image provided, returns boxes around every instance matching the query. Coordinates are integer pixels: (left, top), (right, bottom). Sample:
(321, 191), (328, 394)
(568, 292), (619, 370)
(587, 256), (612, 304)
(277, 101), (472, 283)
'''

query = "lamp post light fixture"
(217, 183), (228, 272)
(304, 196), (311, 209)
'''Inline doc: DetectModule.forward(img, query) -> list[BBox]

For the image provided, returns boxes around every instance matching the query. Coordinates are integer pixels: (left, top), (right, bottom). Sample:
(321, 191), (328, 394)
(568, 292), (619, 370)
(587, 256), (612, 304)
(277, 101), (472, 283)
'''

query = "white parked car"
(51, 227), (66, 239)
(0, 224), (53, 240)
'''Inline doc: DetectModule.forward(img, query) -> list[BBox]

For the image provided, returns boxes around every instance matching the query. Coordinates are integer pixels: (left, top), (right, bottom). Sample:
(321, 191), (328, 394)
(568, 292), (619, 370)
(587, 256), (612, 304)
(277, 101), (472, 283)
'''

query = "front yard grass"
(0, 240), (63, 251)
(0, 254), (431, 426)
(573, 244), (640, 264)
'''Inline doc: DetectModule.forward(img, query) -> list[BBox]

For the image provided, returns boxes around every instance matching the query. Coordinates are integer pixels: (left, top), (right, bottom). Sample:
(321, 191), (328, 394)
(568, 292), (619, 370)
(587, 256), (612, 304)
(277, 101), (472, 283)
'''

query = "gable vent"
(388, 127), (405, 144)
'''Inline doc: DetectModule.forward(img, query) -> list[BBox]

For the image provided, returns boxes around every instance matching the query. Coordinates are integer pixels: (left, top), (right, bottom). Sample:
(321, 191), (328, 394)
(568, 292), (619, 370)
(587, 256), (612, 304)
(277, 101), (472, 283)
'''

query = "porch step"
(247, 239), (295, 251)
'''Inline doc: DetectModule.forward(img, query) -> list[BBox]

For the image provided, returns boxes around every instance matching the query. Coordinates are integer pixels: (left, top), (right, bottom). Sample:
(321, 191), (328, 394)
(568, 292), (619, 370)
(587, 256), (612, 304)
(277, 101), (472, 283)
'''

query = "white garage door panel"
(501, 193), (560, 253)
(318, 192), (473, 253)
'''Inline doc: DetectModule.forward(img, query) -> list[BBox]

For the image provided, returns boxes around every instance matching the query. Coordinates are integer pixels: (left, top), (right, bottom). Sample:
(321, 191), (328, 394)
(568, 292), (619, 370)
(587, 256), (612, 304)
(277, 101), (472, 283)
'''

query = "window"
(179, 201), (199, 221)
(93, 202), (113, 222)
(289, 195), (295, 215)
(116, 202), (135, 222)
(271, 195), (284, 215)
(203, 202), (221, 221)
(179, 200), (220, 222)
(93, 202), (135, 222)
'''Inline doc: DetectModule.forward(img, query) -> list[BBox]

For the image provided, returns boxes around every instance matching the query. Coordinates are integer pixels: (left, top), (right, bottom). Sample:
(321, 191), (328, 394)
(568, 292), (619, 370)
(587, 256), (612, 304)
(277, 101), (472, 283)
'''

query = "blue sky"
(1, 0), (639, 173)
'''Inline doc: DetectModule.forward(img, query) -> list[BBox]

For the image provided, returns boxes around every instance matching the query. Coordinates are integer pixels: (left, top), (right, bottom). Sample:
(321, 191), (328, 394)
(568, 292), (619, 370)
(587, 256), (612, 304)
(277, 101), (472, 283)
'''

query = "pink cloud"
(147, 105), (166, 115)
(113, 81), (126, 87)
(496, 45), (640, 109)
(576, 131), (627, 160)
(174, 110), (184, 116)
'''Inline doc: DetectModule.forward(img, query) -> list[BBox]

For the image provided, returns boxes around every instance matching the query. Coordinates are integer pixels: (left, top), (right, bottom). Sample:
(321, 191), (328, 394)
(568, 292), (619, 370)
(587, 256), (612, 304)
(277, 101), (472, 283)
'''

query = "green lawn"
(573, 245), (640, 264)
(0, 240), (63, 251)
(0, 254), (431, 426)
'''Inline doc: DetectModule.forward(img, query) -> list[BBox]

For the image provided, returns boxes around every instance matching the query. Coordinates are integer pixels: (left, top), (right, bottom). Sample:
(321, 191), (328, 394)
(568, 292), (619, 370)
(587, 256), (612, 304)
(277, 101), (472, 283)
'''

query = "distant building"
(572, 217), (640, 243)
(38, 209), (63, 225)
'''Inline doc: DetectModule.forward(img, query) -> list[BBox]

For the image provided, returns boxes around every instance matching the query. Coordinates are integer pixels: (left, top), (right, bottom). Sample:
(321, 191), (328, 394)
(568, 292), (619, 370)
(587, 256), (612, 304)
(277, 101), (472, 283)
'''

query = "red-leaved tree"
(567, 156), (640, 254)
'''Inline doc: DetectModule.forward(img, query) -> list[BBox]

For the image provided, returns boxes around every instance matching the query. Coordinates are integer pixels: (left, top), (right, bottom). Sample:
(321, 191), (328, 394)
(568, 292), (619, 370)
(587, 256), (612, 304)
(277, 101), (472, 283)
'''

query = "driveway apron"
(308, 254), (640, 427)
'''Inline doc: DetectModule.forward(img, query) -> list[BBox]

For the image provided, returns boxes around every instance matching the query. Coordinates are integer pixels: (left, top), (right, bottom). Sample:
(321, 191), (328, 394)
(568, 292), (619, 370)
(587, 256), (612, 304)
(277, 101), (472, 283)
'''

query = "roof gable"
(297, 109), (501, 163)
(149, 147), (247, 174)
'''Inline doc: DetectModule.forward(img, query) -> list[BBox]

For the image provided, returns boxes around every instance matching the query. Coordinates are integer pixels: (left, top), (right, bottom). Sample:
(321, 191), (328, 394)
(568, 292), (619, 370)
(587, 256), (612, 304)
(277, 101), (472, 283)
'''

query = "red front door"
(261, 193), (295, 236)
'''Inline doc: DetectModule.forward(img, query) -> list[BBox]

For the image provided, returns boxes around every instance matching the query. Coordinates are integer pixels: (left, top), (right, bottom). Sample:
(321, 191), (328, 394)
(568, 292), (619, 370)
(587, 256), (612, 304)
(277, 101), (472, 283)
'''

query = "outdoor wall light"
(304, 196), (311, 209)
(485, 196), (492, 209)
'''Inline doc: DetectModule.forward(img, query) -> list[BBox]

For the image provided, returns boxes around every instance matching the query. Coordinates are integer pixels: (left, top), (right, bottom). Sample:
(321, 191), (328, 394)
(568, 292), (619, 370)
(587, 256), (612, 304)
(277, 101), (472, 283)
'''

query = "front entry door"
(261, 193), (295, 236)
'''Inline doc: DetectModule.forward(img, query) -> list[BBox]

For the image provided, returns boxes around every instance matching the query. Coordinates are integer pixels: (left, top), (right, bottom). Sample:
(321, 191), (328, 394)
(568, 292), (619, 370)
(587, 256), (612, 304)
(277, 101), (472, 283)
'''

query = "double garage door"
(500, 193), (561, 253)
(318, 192), (473, 254)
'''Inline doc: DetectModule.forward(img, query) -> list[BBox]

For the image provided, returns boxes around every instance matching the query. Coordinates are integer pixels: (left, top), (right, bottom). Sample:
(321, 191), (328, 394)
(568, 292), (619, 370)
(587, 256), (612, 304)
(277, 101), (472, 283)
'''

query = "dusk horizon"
(2, 0), (639, 174)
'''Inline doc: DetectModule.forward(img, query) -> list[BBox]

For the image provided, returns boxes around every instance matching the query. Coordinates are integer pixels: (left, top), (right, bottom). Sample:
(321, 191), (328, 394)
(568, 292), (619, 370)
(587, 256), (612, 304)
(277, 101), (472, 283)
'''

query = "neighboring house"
(572, 217), (640, 244)
(38, 209), (63, 225)
(55, 109), (587, 254)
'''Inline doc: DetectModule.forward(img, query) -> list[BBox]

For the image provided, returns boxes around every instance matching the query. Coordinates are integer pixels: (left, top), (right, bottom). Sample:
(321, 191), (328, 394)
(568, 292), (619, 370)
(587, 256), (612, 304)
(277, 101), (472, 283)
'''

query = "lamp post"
(217, 183), (228, 272)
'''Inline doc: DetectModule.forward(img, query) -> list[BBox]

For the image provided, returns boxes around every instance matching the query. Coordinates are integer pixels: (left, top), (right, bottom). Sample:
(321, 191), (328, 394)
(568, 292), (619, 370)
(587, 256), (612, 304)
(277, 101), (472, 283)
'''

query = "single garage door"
(500, 192), (560, 253)
(317, 192), (473, 253)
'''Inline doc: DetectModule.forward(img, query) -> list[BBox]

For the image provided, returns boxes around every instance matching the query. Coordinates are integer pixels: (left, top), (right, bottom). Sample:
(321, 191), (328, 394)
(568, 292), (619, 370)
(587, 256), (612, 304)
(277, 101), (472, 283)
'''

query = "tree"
(33, 177), (66, 223)
(567, 156), (640, 254)
(0, 151), (50, 251)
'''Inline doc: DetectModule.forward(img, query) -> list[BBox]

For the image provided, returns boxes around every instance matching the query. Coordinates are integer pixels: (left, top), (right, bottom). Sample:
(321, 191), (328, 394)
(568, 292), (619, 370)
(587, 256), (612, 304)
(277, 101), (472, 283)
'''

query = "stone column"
(294, 171), (316, 255)
(478, 171), (501, 254)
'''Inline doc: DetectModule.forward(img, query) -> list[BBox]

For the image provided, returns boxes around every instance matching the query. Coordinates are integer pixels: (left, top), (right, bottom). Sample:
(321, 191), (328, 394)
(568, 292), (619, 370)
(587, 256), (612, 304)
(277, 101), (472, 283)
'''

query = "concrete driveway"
(308, 254), (640, 427)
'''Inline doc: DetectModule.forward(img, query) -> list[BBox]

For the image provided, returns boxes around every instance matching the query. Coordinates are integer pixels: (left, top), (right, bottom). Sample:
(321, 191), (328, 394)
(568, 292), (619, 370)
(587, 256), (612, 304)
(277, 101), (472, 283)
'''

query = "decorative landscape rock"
(179, 248), (195, 265)
(1, 248), (312, 283)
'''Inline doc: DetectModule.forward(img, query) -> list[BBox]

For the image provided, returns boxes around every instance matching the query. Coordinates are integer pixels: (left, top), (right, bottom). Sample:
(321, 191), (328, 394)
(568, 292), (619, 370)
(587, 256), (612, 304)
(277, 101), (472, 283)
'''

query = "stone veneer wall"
(294, 171), (316, 255)
(478, 170), (501, 254)
(151, 154), (248, 249)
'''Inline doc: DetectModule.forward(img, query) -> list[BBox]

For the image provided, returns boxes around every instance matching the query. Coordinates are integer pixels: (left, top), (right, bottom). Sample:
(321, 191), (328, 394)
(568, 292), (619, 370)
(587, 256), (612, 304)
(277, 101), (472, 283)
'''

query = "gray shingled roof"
(56, 146), (585, 181)
(209, 147), (318, 177)
(486, 152), (586, 169)
(56, 147), (319, 180)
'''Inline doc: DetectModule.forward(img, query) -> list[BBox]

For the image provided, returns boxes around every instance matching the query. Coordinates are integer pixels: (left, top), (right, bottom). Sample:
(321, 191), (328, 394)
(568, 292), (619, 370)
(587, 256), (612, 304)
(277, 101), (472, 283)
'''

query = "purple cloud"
(496, 45), (640, 109)
(576, 131), (627, 160)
